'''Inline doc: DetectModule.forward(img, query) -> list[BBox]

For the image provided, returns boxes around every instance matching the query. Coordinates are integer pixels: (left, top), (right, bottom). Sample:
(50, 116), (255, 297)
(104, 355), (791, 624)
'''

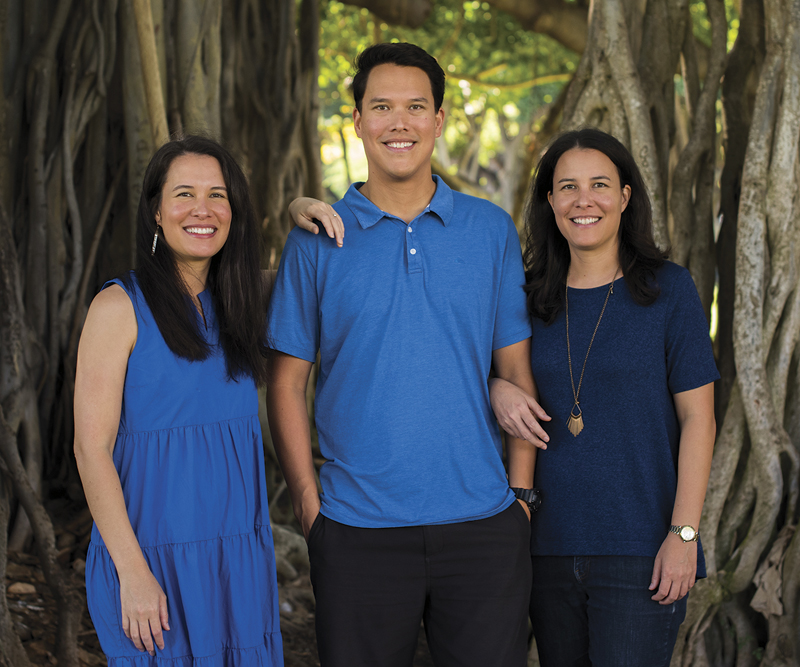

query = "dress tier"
(85, 276), (283, 666)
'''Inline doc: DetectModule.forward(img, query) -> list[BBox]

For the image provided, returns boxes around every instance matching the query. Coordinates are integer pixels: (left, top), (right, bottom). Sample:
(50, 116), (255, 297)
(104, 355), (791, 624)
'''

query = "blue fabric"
(85, 275), (283, 666)
(267, 176), (532, 528)
(530, 555), (687, 667)
(529, 262), (719, 576)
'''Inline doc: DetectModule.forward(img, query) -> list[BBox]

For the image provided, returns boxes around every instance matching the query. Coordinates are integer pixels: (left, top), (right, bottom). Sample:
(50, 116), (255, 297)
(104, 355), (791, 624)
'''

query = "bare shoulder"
(81, 284), (137, 357)
(90, 283), (132, 309)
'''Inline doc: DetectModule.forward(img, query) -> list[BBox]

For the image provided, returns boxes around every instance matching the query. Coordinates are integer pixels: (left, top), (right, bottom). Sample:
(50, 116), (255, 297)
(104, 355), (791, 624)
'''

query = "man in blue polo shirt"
(266, 43), (542, 666)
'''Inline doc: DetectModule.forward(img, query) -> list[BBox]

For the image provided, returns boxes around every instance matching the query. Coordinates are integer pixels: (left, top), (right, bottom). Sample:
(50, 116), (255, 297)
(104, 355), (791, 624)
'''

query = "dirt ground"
(4, 499), (437, 667)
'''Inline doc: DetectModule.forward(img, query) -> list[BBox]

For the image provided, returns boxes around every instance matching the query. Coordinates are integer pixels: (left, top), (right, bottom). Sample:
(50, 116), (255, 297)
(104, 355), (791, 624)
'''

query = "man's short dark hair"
(352, 43), (446, 113)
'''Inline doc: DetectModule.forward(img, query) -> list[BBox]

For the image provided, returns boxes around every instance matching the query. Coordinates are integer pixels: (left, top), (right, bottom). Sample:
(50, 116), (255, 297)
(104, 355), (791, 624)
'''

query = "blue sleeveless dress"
(85, 276), (283, 666)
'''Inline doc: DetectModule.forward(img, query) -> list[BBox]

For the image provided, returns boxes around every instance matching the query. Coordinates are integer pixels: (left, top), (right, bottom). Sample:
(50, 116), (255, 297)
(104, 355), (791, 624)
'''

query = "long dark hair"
(125, 135), (269, 384)
(523, 128), (668, 324)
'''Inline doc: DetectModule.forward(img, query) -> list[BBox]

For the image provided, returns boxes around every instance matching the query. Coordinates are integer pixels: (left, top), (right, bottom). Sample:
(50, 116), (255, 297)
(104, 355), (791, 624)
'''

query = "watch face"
(680, 526), (696, 541)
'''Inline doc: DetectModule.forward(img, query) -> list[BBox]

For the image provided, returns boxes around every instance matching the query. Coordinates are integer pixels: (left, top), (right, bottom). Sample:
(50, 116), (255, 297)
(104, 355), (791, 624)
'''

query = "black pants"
(307, 502), (532, 667)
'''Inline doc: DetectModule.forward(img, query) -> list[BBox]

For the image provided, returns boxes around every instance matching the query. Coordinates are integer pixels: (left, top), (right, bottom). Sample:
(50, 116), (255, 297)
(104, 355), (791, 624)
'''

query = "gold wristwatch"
(669, 525), (699, 542)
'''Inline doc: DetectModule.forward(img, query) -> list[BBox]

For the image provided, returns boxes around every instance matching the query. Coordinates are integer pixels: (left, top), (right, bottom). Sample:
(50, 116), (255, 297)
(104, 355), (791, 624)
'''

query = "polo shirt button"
(407, 227), (412, 232)
(410, 248), (417, 255)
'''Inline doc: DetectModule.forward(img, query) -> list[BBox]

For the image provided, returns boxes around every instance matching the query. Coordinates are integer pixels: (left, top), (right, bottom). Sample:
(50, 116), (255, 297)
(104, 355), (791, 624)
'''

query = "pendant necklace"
(565, 268), (619, 437)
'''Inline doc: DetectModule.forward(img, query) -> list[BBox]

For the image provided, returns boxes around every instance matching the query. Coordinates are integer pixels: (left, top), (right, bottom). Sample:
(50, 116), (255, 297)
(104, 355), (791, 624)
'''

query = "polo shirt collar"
(343, 175), (454, 229)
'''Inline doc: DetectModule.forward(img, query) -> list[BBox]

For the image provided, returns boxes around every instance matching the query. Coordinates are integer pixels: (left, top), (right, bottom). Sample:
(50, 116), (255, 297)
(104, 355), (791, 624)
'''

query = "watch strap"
(511, 487), (542, 513)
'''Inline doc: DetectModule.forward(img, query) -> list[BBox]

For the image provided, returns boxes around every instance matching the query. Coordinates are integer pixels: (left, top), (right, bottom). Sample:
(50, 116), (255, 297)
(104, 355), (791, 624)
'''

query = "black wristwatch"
(511, 487), (542, 513)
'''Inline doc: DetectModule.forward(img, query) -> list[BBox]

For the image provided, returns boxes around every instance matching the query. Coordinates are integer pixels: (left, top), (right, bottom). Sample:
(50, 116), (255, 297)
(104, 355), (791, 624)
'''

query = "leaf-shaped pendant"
(567, 405), (584, 437)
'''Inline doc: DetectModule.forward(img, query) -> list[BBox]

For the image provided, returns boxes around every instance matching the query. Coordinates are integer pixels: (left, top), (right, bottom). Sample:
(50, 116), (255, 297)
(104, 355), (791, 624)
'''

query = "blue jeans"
(530, 556), (687, 667)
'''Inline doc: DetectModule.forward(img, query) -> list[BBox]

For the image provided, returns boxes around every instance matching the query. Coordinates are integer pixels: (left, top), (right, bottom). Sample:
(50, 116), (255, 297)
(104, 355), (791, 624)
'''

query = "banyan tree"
(1, 1), (798, 665)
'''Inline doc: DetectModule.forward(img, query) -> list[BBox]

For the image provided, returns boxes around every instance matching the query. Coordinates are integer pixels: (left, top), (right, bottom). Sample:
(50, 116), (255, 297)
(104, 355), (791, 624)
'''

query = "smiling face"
(548, 148), (631, 259)
(353, 63), (444, 187)
(156, 153), (232, 270)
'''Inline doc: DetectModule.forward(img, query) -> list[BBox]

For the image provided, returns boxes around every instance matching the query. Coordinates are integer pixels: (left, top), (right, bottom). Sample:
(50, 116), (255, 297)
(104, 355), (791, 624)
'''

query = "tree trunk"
(122, 0), (158, 258)
(0, 477), (34, 667)
(174, 0), (222, 137)
(132, 0), (169, 145)
(485, 0), (589, 54)
(225, 0), (322, 258)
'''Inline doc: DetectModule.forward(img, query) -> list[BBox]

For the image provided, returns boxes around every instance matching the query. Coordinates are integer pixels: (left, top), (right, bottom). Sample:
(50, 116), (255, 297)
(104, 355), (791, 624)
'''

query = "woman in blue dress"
(74, 136), (285, 665)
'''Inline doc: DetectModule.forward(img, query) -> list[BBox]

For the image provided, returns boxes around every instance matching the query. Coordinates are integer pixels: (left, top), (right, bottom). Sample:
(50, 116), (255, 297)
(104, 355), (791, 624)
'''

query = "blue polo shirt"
(267, 176), (531, 528)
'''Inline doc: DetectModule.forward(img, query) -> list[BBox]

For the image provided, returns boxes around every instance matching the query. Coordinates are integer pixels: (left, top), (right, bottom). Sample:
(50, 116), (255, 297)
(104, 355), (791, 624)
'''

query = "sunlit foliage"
(690, 0), (741, 49)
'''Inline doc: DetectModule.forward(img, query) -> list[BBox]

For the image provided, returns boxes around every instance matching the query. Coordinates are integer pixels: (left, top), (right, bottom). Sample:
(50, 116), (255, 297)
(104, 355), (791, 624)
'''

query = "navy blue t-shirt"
(529, 262), (719, 575)
(267, 177), (532, 528)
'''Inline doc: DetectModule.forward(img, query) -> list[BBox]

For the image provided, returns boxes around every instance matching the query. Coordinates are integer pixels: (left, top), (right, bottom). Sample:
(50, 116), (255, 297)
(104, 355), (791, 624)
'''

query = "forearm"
(75, 447), (149, 577)
(507, 436), (536, 488)
(671, 414), (715, 528)
(504, 380), (538, 485)
(492, 339), (539, 484)
(649, 385), (714, 601)
(488, 374), (540, 402)
(266, 383), (319, 520)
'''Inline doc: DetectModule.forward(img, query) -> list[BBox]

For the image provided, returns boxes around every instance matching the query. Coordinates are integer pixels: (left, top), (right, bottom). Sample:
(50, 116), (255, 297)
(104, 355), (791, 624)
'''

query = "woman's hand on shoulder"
(649, 534), (698, 605)
(118, 564), (170, 655)
(489, 378), (551, 449)
(289, 197), (344, 247)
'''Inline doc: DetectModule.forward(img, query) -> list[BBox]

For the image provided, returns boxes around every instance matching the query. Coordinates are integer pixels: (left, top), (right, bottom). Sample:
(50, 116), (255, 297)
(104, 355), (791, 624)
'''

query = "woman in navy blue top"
(490, 128), (718, 667)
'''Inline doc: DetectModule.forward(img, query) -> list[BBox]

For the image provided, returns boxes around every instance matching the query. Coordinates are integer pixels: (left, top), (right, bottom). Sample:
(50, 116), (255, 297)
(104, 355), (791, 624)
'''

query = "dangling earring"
(151, 225), (160, 256)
